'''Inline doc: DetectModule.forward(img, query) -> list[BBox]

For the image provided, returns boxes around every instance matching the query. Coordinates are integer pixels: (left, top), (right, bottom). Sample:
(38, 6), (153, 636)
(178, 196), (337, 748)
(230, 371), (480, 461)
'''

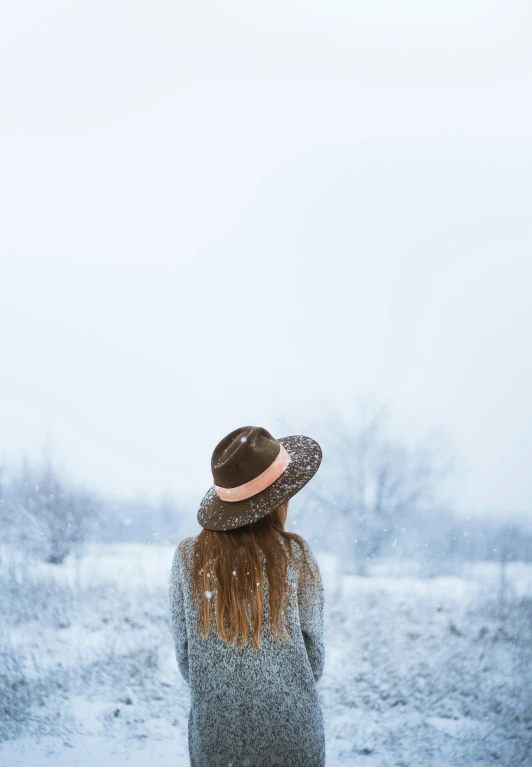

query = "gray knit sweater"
(169, 534), (326, 767)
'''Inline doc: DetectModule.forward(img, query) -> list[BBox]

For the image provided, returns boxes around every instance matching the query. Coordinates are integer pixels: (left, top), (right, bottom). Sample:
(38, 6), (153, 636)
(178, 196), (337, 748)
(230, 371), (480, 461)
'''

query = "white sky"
(1, 1), (531, 517)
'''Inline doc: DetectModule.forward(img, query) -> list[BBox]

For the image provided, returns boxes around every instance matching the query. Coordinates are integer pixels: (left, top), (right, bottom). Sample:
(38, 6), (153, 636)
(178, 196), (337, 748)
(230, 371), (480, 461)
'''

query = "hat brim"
(197, 434), (322, 531)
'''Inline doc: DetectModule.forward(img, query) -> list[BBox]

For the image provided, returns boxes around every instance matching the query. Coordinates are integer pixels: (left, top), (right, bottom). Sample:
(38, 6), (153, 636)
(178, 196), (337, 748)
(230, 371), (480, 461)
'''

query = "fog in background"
(2, 6), (532, 765)
(1, 0), (531, 521)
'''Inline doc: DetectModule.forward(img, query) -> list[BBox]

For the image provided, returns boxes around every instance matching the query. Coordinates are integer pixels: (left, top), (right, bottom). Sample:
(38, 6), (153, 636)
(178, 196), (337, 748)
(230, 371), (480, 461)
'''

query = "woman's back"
(169, 533), (325, 767)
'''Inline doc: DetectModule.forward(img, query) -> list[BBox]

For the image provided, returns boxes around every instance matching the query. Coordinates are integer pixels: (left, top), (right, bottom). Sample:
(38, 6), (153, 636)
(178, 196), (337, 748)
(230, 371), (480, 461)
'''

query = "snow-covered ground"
(1, 543), (530, 766)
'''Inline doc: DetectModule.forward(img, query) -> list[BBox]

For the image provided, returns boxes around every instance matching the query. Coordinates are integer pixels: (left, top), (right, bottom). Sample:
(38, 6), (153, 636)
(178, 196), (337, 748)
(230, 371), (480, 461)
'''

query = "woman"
(169, 425), (326, 767)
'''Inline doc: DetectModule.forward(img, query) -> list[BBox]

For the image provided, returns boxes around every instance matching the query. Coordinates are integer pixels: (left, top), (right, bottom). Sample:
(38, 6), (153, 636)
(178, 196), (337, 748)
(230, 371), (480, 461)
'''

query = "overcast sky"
(1, 1), (531, 518)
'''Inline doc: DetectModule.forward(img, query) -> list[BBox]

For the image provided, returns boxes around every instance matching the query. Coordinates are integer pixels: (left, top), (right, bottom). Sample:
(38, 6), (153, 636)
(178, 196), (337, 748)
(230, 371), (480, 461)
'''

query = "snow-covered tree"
(305, 400), (456, 574)
(0, 458), (100, 563)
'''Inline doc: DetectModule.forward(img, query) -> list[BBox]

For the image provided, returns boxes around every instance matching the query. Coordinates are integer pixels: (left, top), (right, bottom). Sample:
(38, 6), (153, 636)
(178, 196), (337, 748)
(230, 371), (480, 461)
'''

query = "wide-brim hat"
(197, 425), (322, 531)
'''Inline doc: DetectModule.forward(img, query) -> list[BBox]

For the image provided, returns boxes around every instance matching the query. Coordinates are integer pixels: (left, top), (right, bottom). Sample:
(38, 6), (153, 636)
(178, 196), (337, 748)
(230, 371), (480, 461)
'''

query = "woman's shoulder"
(177, 535), (197, 550)
(287, 533), (316, 555)
(286, 534), (320, 572)
(172, 535), (197, 572)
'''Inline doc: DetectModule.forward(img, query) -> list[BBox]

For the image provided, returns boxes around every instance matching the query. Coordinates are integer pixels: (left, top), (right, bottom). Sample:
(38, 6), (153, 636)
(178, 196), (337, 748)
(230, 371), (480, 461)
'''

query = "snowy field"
(0, 543), (531, 767)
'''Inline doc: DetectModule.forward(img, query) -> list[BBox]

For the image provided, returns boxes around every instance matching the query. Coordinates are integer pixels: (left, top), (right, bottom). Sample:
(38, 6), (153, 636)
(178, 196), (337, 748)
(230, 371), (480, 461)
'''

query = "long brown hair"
(178, 500), (319, 649)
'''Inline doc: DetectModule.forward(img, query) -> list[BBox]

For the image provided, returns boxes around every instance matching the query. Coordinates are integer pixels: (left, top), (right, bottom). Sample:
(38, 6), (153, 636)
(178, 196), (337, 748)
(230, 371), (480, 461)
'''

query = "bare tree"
(305, 399), (455, 575)
(1, 457), (99, 563)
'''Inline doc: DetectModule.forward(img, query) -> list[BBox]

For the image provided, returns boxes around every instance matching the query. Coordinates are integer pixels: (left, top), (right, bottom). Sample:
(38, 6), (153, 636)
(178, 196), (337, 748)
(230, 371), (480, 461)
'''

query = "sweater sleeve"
(297, 541), (325, 683)
(169, 544), (190, 685)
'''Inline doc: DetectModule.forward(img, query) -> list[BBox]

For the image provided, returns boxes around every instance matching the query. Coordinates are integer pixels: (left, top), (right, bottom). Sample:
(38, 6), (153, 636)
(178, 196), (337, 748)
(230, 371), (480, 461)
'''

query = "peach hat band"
(214, 444), (292, 502)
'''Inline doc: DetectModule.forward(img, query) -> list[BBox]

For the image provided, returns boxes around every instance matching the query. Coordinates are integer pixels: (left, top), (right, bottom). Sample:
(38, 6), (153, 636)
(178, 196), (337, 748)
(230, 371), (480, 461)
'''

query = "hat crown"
(211, 426), (281, 489)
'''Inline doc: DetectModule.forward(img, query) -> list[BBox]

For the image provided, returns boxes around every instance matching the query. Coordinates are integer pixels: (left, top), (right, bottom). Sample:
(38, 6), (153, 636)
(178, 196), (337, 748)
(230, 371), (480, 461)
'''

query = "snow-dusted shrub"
(0, 460), (100, 564)
(0, 558), (76, 629)
(0, 635), (35, 741)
